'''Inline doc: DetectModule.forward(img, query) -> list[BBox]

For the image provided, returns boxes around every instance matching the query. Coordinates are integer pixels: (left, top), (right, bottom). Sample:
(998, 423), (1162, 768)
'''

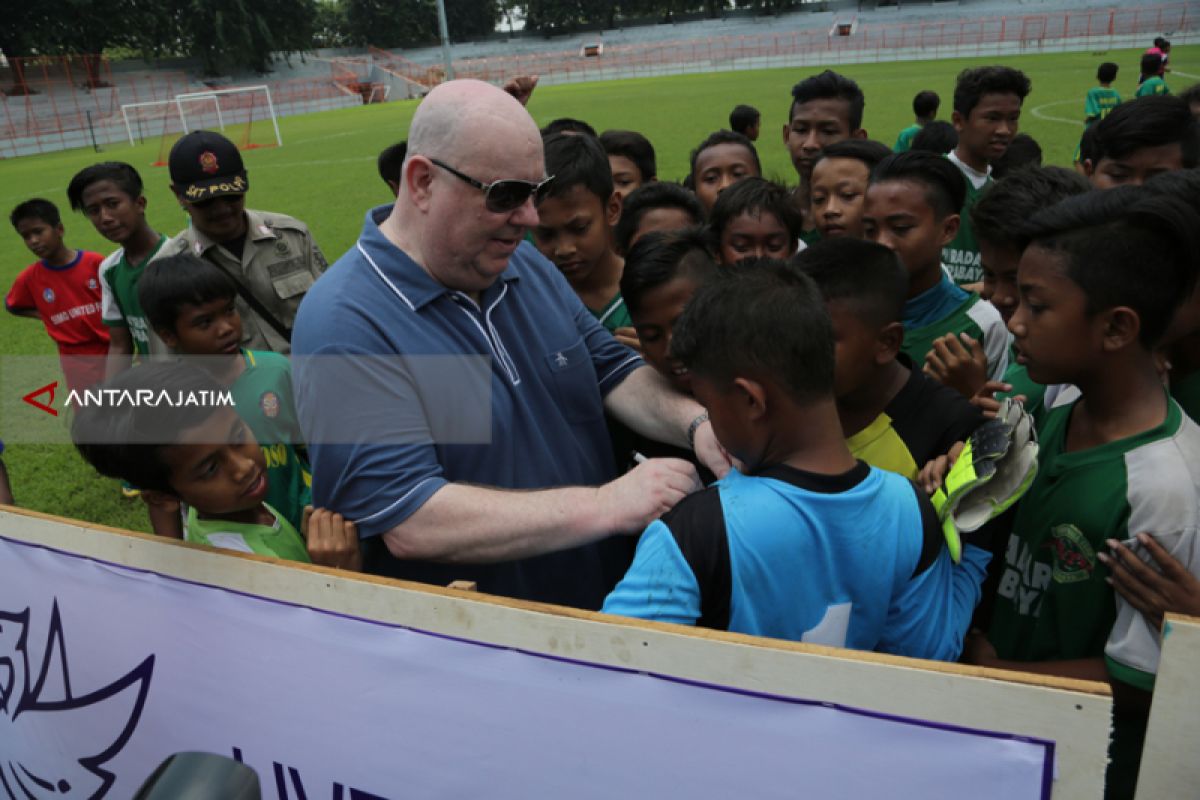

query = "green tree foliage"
(342, 0), (497, 47)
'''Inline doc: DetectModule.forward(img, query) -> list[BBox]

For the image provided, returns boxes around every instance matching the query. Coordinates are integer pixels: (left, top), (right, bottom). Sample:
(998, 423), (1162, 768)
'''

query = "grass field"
(1, 45), (1195, 531)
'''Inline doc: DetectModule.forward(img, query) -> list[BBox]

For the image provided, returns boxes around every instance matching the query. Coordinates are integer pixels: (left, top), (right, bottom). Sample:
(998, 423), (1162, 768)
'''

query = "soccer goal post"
(174, 85), (282, 148)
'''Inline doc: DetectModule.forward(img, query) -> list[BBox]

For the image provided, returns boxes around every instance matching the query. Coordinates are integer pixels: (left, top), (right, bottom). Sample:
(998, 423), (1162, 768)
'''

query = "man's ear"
(606, 191), (623, 227)
(877, 321), (905, 363)
(950, 110), (965, 133)
(940, 213), (961, 248)
(732, 376), (768, 421)
(404, 156), (437, 211)
(1102, 307), (1142, 352)
(140, 489), (181, 511)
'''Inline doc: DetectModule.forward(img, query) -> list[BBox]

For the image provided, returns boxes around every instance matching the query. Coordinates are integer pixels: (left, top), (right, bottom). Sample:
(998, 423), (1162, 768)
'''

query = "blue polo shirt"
(293, 206), (644, 608)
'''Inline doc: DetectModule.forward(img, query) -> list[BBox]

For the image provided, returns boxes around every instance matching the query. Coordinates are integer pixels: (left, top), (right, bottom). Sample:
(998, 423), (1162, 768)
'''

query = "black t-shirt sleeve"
(660, 486), (732, 630)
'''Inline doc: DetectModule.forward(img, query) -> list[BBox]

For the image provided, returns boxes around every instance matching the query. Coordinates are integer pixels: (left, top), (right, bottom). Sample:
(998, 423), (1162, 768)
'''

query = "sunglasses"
(430, 158), (554, 214)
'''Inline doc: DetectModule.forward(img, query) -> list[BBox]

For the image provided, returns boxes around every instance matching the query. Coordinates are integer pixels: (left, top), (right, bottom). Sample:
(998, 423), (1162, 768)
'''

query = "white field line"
(1031, 99), (1083, 127)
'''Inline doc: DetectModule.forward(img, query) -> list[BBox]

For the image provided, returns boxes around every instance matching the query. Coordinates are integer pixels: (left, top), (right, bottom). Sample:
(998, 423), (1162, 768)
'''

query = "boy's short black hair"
(1144, 168), (1200, 205)
(671, 258), (834, 405)
(793, 237), (907, 327)
(72, 362), (229, 495)
(599, 129), (657, 181)
(707, 177), (803, 242)
(729, 104), (760, 135)
(790, 70), (865, 130)
(1023, 188), (1200, 346)
(1089, 95), (1200, 167)
(1097, 62), (1120, 83)
(1141, 52), (1164, 77)
(377, 140), (407, 186)
(621, 226), (718, 313)
(540, 131), (613, 204)
(138, 253), (238, 334)
(870, 150), (967, 219)
(990, 133), (1043, 179)
(10, 198), (60, 229)
(913, 90), (940, 118)
(910, 120), (958, 154)
(66, 162), (144, 211)
(971, 166), (1090, 251)
(688, 130), (762, 182)
(953, 66), (1032, 117)
(614, 182), (706, 255)
(815, 139), (892, 171)
(1154, 37), (1168, 49)
(540, 117), (598, 138)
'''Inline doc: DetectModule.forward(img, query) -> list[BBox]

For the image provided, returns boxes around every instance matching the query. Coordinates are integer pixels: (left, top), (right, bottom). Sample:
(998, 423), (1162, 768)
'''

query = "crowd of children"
(7, 42), (1200, 797)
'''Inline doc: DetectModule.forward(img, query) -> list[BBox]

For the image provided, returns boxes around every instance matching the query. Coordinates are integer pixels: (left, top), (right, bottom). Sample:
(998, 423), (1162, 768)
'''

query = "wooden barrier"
(1135, 613), (1200, 799)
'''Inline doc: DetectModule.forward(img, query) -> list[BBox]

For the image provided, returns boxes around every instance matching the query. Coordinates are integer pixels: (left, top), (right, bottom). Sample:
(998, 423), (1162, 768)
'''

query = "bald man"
(293, 80), (730, 608)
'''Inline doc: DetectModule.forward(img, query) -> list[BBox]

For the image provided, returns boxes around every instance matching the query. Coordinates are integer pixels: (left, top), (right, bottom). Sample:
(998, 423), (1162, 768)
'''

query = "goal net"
(121, 85), (282, 167)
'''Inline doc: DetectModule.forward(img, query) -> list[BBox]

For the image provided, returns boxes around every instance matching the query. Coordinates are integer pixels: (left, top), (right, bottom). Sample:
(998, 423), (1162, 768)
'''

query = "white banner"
(0, 532), (1054, 799)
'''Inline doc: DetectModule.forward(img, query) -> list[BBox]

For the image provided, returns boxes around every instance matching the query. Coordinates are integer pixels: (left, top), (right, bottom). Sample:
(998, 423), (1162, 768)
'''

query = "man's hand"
(597, 458), (701, 534)
(613, 326), (642, 353)
(925, 332), (989, 399)
(918, 441), (966, 495)
(1099, 533), (1200, 631)
(503, 75), (539, 106)
(303, 506), (362, 571)
(691, 419), (733, 479)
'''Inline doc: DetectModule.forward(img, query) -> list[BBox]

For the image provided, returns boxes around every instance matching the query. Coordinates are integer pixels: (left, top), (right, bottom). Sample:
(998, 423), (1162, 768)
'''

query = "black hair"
(990, 133), (1043, 179)
(729, 104), (761, 135)
(688, 130), (762, 183)
(971, 166), (1090, 250)
(540, 117), (598, 138)
(670, 258), (834, 404)
(1144, 168), (1200, 205)
(953, 66), (1032, 118)
(10, 198), (61, 229)
(707, 177), (803, 242)
(910, 120), (958, 155)
(815, 139), (892, 171)
(1097, 62), (1120, 84)
(620, 226), (718, 313)
(1089, 95), (1200, 167)
(138, 253), (238, 334)
(789, 70), (865, 130)
(913, 90), (940, 119)
(1141, 52), (1164, 77)
(540, 131), (613, 204)
(870, 150), (967, 219)
(599, 129), (657, 182)
(614, 182), (706, 256)
(66, 162), (144, 211)
(1181, 83), (1200, 109)
(72, 362), (231, 495)
(377, 140), (407, 188)
(1078, 123), (1100, 164)
(793, 237), (907, 327)
(1154, 37), (1168, 49)
(1023, 189), (1200, 347)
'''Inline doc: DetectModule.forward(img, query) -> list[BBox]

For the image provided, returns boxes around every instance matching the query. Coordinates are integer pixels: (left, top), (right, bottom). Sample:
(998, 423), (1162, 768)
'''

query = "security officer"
(158, 130), (327, 353)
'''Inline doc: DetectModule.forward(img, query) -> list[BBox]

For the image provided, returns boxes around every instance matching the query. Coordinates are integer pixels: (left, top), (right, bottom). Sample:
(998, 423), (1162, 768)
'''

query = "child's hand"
(613, 326), (642, 353)
(1099, 533), (1200, 631)
(302, 506), (362, 571)
(962, 629), (999, 666)
(969, 380), (1026, 419)
(918, 441), (965, 495)
(925, 333), (988, 399)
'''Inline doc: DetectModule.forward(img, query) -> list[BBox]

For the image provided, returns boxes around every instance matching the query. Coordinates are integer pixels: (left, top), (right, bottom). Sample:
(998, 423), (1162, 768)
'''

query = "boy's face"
(863, 180), (959, 287)
(953, 92), (1022, 166)
(632, 275), (701, 394)
(1008, 245), (1101, 385)
(718, 210), (795, 265)
(608, 155), (645, 203)
(810, 157), (870, 239)
(159, 297), (243, 355)
(80, 180), (146, 244)
(628, 207), (697, 252)
(826, 299), (893, 400)
(783, 98), (861, 181)
(745, 120), (761, 141)
(979, 241), (1022, 325)
(693, 144), (759, 212)
(177, 192), (248, 244)
(533, 184), (620, 288)
(1084, 143), (1185, 189)
(15, 218), (65, 262)
(161, 407), (268, 517)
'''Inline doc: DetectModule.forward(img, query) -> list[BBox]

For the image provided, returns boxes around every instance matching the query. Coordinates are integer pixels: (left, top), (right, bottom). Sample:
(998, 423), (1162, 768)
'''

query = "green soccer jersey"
(186, 502), (311, 563)
(1084, 86), (1122, 121)
(901, 293), (1009, 384)
(99, 235), (168, 356)
(230, 349), (312, 531)
(894, 123), (922, 154)
(942, 158), (990, 286)
(1135, 76), (1169, 98)
(988, 396), (1200, 692)
(592, 292), (633, 334)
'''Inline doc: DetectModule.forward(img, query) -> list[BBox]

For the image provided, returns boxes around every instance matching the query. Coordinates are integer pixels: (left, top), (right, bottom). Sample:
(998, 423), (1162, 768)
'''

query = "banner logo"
(21, 382), (58, 418)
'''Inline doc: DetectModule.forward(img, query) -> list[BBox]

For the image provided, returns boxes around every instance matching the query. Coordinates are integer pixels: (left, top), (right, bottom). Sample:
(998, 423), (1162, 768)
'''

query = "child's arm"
(303, 506), (362, 571)
(6, 307), (39, 319)
(104, 328), (134, 382)
(5, 270), (40, 319)
(601, 519), (704, 625)
(0, 459), (14, 505)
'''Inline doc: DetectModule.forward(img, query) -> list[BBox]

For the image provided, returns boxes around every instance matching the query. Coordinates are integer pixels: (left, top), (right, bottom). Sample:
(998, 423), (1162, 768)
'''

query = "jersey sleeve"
(970, 299), (1011, 382)
(1084, 89), (1100, 119)
(5, 265), (36, 313)
(98, 252), (127, 327)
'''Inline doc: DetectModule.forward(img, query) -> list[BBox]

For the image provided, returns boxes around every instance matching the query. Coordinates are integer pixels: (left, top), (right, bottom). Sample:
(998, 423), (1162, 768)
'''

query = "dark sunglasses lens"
(486, 181), (535, 213)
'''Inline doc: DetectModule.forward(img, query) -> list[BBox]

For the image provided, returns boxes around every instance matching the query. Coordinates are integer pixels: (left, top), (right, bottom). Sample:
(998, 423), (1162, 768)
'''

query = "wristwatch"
(686, 411), (710, 450)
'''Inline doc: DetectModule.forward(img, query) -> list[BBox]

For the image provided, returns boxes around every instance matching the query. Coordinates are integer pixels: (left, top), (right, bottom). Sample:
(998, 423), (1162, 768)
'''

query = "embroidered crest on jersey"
(260, 391), (280, 418)
(42, 288), (55, 303)
(1050, 523), (1096, 583)
(199, 151), (219, 174)
(87, 277), (99, 290)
